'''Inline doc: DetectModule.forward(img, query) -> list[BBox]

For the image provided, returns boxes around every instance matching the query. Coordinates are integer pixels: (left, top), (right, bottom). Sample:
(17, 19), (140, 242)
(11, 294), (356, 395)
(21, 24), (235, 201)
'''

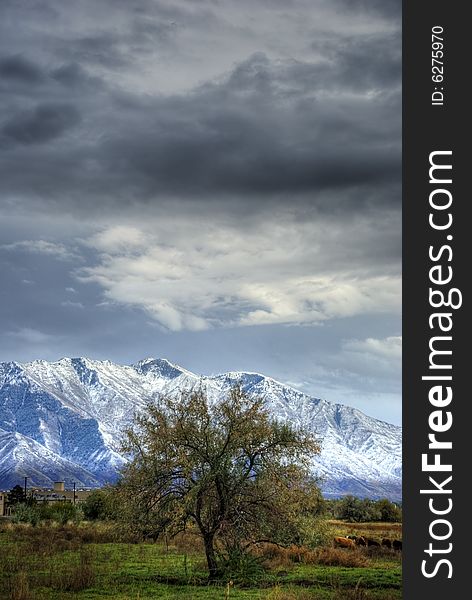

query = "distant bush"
(81, 487), (118, 521)
(11, 501), (82, 526)
(39, 501), (82, 525)
(375, 498), (402, 522)
(334, 496), (402, 523)
(7, 485), (26, 506)
(12, 503), (40, 526)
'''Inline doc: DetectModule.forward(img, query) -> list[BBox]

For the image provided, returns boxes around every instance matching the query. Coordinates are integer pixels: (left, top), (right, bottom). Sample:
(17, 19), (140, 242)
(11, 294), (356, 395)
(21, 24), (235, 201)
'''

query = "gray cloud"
(311, 30), (401, 90)
(50, 62), (102, 89)
(0, 51), (400, 213)
(76, 215), (400, 332)
(0, 0), (400, 215)
(96, 53), (400, 200)
(0, 55), (44, 83)
(334, 0), (401, 19)
(0, 239), (78, 260)
(2, 103), (81, 145)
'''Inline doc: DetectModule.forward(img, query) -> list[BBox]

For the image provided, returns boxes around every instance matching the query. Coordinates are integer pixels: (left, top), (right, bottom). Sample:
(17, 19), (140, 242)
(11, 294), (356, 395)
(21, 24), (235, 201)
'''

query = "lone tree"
(119, 387), (322, 580)
(7, 484), (25, 505)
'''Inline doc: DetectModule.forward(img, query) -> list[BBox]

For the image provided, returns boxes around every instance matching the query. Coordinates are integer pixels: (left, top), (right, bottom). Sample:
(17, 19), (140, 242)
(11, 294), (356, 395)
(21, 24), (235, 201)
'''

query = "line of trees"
(326, 495), (402, 522)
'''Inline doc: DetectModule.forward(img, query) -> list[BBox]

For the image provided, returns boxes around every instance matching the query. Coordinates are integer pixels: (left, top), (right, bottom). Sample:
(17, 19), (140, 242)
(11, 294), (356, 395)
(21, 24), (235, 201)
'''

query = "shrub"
(12, 503), (40, 526)
(219, 548), (267, 586)
(81, 488), (118, 521)
(8, 485), (26, 506)
(375, 499), (402, 523)
(295, 515), (332, 548)
(39, 501), (81, 524)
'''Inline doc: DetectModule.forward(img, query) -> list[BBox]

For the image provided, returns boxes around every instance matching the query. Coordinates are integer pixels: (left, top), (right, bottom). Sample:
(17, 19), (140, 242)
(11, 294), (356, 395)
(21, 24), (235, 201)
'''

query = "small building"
(0, 492), (12, 517)
(31, 483), (92, 505)
(0, 482), (94, 515)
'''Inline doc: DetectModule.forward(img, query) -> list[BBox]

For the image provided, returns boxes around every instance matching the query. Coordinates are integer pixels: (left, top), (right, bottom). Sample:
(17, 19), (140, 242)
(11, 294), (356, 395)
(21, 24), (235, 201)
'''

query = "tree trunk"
(203, 533), (219, 581)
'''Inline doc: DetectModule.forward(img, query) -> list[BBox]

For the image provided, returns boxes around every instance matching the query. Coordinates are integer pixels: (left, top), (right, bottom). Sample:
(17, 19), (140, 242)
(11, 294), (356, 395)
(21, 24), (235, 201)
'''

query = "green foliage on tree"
(7, 484), (25, 505)
(119, 387), (322, 580)
(375, 498), (402, 522)
(82, 488), (118, 521)
(336, 495), (374, 522)
(335, 495), (402, 523)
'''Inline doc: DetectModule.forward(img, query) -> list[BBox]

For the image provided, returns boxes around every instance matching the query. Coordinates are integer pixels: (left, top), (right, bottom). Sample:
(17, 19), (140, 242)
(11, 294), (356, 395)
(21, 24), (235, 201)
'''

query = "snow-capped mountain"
(0, 357), (402, 499)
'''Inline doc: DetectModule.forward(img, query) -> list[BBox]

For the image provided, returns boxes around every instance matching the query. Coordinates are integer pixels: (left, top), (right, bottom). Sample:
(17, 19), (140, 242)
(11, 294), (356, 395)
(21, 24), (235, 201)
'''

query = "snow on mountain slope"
(0, 428), (102, 489)
(0, 358), (401, 499)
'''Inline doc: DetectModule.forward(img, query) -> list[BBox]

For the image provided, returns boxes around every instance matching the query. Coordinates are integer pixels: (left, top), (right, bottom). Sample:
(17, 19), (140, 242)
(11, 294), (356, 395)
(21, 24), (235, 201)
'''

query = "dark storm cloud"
(0, 49), (400, 212)
(1, 103), (81, 145)
(113, 47), (400, 201)
(50, 62), (102, 89)
(0, 55), (98, 98)
(0, 0), (401, 213)
(0, 55), (44, 83)
(311, 31), (401, 90)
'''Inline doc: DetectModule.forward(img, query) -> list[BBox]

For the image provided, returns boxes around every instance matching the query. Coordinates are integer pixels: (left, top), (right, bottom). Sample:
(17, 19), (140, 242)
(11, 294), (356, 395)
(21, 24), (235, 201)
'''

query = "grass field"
(0, 521), (402, 600)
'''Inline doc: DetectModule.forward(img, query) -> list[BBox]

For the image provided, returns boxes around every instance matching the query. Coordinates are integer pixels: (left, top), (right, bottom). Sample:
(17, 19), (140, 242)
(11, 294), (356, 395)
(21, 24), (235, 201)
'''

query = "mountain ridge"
(0, 357), (402, 499)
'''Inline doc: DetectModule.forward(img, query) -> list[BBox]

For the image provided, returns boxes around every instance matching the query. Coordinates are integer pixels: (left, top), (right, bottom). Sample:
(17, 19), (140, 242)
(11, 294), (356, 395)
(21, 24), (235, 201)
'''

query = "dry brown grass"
(253, 542), (369, 569)
(329, 520), (402, 534)
(313, 547), (369, 568)
(10, 571), (33, 600)
(170, 530), (205, 554)
(331, 587), (400, 600)
(253, 544), (308, 569)
(364, 545), (400, 560)
(332, 582), (367, 600)
(2, 521), (138, 551)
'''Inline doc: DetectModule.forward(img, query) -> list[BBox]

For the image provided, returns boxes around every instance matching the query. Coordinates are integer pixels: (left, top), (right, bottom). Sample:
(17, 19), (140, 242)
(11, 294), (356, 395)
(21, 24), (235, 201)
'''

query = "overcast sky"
(0, 0), (401, 424)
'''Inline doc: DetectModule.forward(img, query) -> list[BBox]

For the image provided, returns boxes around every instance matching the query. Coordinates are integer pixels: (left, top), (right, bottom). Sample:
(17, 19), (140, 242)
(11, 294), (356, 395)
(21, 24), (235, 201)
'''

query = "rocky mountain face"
(0, 357), (402, 499)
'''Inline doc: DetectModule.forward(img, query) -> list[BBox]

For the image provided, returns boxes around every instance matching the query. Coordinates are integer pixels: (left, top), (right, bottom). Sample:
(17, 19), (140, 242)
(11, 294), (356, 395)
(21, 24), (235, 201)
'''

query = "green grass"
(0, 523), (402, 600)
(284, 564), (401, 588)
